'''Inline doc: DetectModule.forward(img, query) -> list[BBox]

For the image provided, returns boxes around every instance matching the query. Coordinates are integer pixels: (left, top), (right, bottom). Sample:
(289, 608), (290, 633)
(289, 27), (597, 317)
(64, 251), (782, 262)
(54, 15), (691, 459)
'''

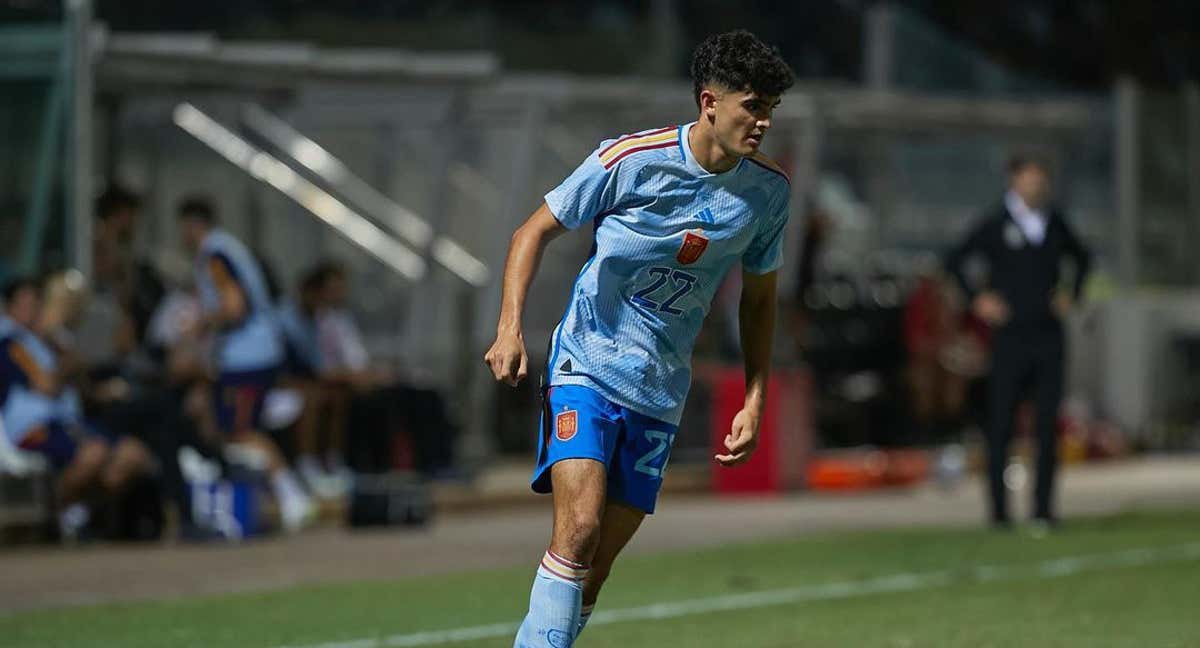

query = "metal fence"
(9, 17), (1200, 461)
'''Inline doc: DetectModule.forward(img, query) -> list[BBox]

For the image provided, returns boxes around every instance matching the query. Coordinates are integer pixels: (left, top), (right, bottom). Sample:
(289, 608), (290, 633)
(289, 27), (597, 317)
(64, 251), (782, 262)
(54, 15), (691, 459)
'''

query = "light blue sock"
(576, 603), (594, 637)
(513, 550), (588, 648)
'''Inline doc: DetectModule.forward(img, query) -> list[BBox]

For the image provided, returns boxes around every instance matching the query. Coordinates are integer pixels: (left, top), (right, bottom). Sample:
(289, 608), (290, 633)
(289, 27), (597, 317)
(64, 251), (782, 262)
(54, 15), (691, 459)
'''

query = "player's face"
(710, 89), (780, 157)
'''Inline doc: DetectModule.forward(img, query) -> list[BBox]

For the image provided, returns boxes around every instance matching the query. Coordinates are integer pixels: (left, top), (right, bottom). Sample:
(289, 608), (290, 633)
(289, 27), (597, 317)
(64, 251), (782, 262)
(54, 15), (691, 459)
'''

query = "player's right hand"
(484, 332), (528, 387)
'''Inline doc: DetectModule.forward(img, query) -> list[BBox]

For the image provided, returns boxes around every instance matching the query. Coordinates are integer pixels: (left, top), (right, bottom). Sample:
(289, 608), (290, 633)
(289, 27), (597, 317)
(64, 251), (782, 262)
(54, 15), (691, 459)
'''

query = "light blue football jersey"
(194, 229), (284, 373)
(544, 122), (791, 425)
(0, 320), (83, 443)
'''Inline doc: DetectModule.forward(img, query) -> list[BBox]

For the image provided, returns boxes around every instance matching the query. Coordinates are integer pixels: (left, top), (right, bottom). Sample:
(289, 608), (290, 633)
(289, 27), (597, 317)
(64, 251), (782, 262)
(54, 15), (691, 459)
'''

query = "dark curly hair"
(690, 30), (795, 108)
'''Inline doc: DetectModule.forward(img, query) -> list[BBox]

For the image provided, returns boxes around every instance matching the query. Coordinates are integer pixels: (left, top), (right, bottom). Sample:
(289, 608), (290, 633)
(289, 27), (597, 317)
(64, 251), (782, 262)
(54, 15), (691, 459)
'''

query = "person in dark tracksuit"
(945, 155), (1091, 530)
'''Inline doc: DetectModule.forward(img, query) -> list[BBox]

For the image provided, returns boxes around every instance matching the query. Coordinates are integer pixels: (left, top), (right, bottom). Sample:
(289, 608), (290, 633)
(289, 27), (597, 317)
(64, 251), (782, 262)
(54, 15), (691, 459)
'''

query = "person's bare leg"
(294, 380), (321, 459)
(325, 386), (351, 476)
(549, 459), (607, 563)
(578, 501), (645, 636)
(514, 458), (606, 647)
(293, 380), (332, 492)
(59, 437), (109, 504)
(100, 436), (154, 494)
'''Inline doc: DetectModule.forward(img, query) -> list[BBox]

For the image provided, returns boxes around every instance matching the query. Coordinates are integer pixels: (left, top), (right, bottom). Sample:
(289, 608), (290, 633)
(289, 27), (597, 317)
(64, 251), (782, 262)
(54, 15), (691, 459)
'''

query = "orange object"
(806, 448), (931, 491)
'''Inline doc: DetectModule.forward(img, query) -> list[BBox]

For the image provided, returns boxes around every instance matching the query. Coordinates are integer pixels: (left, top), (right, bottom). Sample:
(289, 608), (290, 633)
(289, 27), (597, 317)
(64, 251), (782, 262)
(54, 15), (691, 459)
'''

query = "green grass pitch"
(2, 508), (1198, 647)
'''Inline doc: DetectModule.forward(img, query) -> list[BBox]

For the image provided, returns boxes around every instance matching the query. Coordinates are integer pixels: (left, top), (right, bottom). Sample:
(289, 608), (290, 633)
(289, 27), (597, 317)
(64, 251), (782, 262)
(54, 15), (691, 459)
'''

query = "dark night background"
(3, 1), (1197, 89)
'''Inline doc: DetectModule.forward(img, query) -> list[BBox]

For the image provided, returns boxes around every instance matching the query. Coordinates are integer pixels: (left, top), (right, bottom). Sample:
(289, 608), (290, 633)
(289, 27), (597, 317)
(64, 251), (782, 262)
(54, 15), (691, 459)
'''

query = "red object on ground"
(805, 448), (931, 491)
(707, 366), (814, 494)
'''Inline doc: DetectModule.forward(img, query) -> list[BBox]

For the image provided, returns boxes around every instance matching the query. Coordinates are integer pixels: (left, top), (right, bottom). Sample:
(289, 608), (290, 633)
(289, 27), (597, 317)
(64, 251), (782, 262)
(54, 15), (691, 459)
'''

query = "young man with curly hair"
(485, 30), (795, 646)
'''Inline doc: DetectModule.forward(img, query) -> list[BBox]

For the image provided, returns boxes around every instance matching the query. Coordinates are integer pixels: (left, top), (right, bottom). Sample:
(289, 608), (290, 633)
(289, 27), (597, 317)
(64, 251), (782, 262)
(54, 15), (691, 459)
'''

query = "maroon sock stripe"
(540, 557), (586, 582)
(546, 550), (586, 569)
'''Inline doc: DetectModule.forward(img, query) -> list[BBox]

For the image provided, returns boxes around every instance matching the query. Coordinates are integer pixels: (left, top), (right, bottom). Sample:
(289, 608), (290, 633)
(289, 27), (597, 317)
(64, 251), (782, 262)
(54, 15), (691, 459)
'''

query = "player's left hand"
(715, 407), (760, 467)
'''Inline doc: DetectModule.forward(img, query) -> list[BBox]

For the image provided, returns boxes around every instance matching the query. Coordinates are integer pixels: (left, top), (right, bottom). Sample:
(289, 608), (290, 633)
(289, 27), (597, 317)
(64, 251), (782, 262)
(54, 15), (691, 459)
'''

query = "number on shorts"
(634, 429), (675, 478)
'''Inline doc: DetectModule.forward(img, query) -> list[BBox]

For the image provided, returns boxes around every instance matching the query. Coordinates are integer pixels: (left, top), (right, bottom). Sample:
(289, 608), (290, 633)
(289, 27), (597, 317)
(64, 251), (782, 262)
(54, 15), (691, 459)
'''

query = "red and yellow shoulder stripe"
(598, 126), (678, 169)
(746, 151), (790, 184)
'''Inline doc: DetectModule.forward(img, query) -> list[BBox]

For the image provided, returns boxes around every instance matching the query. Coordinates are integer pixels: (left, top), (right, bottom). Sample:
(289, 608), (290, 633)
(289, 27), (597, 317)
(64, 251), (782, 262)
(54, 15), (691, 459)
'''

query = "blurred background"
(1, 0), (1199, 625)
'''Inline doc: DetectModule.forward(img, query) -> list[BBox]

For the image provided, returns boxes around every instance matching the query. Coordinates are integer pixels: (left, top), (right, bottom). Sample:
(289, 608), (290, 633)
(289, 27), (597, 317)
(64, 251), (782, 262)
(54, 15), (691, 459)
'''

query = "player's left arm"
(715, 268), (777, 467)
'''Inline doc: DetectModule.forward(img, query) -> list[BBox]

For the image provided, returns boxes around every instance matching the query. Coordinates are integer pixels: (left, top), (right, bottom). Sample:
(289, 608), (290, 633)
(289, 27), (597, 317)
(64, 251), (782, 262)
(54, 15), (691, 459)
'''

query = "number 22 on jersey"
(631, 267), (697, 316)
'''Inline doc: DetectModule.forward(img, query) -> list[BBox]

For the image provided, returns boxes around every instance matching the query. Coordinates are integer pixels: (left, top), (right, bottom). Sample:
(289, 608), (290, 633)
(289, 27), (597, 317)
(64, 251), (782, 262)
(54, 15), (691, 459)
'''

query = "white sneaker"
(280, 495), (317, 533)
(58, 503), (91, 544)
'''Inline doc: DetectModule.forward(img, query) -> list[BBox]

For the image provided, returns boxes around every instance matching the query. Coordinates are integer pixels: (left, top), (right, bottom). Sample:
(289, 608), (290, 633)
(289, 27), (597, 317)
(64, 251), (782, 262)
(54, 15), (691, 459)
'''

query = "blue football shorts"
(212, 367), (277, 437)
(17, 420), (112, 470)
(531, 384), (678, 514)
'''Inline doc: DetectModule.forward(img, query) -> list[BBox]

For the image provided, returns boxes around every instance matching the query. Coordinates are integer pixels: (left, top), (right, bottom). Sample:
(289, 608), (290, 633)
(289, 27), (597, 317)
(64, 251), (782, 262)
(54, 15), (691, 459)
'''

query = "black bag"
(347, 472), (432, 528)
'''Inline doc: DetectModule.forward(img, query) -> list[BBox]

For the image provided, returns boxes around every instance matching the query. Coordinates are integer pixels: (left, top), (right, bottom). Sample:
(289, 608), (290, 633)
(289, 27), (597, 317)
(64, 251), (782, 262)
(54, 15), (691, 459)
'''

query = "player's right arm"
(484, 204), (567, 387)
(486, 137), (623, 385)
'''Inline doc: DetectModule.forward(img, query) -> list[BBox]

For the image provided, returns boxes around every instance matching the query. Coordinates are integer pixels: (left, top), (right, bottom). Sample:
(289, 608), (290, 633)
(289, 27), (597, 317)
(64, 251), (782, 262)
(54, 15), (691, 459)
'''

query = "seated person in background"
(315, 261), (378, 386)
(277, 267), (350, 498)
(0, 275), (155, 541)
(277, 269), (325, 379)
(179, 196), (315, 531)
(313, 261), (457, 477)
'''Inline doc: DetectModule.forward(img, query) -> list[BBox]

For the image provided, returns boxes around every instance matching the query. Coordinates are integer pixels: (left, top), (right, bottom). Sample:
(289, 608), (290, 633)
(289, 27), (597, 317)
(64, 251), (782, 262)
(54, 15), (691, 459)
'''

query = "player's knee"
(559, 511), (603, 556)
(76, 439), (109, 472)
(107, 438), (155, 488)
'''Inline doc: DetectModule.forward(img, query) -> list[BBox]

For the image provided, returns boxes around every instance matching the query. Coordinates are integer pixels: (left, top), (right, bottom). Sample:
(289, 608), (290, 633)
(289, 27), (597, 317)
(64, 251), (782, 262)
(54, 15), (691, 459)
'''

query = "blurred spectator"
(277, 266), (351, 498)
(315, 261), (374, 381)
(91, 185), (165, 353)
(179, 196), (315, 531)
(278, 269), (324, 380)
(0, 274), (156, 542)
(307, 261), (457, 478)
(945, 154), (1092, 530)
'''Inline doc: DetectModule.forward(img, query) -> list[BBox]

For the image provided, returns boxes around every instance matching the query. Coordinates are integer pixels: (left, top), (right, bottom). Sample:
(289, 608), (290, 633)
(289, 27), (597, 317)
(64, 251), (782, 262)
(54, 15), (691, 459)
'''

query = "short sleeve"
(742, 190), (791, 275)
(544, 142), (621, 230)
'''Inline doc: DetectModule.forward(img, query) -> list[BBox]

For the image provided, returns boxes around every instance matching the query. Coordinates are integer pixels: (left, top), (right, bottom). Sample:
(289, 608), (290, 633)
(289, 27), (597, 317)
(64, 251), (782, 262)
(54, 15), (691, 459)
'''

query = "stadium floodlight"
(173, 102), (426, 282)
(241, 104), (490, 288)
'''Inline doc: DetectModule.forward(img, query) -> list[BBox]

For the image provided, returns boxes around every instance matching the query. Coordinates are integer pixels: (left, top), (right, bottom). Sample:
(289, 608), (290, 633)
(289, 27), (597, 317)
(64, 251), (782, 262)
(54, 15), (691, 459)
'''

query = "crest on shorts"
(676, 230), (709, 265)
(555, 408), (578, 442)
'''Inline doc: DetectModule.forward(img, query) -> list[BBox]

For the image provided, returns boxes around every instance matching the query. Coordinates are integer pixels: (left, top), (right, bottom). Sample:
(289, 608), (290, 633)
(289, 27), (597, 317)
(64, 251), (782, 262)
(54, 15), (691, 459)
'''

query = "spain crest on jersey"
(676, 230), (709, 265)
(555, 408), (578, 442)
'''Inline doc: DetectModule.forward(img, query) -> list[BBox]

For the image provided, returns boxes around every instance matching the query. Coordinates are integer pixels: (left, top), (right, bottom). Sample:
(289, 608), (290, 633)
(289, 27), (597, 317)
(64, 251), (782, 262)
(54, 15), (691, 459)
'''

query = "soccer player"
(484, 30), (794, 647)
(179, 196), (315, 532)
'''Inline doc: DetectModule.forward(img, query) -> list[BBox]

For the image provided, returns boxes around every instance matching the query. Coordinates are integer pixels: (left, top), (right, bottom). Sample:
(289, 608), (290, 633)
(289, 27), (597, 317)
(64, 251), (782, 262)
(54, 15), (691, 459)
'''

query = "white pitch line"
(276, 542), (1200, 648)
